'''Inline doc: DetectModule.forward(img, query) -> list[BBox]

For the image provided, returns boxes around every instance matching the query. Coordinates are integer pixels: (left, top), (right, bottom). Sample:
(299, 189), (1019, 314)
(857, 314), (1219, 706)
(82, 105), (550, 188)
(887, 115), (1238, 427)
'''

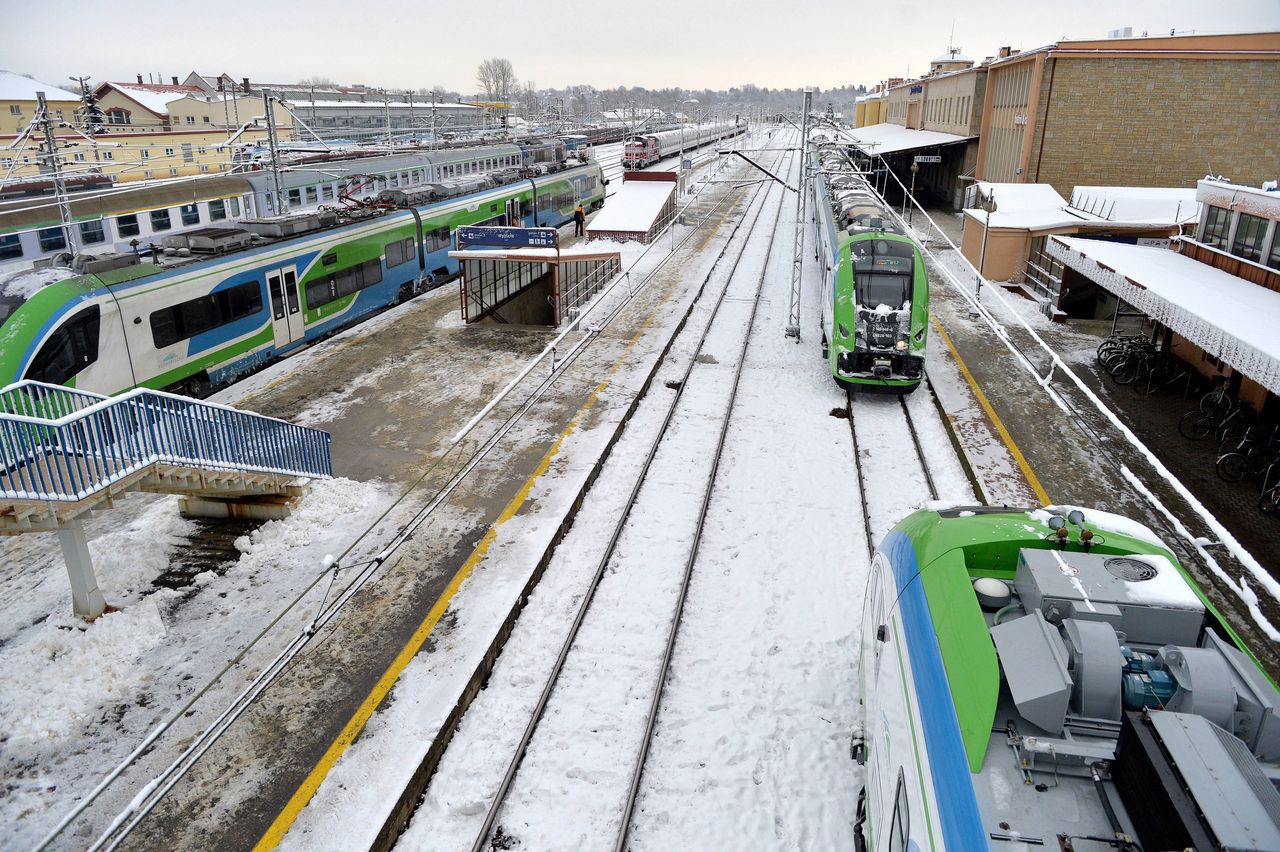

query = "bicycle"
(1106, 342), (1159, 386)
(1133, 353), (1200, 398)
(1199, 376), (1232, 419)
(1216, 425), (1278, 484)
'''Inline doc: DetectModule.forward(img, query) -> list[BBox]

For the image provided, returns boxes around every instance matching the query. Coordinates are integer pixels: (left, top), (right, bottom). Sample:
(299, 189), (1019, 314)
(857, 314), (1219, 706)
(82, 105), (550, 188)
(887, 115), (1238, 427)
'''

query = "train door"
(266, 267), (304, 348)
(506, 198), (519, 226)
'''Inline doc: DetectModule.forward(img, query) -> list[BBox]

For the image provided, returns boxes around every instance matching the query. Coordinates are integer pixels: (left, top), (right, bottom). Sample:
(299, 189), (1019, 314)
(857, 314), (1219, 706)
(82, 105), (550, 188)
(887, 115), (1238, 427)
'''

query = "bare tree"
(476, 57), (518, 102)
(521, 81), (540, 115)
(297, 76), (335, 87)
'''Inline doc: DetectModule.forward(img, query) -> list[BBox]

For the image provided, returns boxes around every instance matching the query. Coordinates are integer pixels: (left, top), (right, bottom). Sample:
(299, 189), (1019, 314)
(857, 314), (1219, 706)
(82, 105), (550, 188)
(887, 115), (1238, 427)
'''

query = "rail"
(1, 382), (332, 502)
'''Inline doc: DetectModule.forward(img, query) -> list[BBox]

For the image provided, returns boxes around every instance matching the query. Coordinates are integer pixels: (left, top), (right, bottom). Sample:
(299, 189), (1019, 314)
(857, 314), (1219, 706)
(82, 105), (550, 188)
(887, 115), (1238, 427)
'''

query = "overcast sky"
(6, 0), (1278, 94)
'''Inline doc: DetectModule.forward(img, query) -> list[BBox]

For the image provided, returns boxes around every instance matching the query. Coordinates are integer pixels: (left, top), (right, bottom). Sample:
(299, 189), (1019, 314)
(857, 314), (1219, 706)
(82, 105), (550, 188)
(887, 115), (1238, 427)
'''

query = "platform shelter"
(586, 171), (677, 244)
(450, 246), (622, 325)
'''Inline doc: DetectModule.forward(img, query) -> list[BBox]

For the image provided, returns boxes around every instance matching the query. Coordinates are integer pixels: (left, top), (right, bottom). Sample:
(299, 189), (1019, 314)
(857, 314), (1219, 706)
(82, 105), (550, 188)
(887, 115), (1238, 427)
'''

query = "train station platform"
(450, 245), (622, 325)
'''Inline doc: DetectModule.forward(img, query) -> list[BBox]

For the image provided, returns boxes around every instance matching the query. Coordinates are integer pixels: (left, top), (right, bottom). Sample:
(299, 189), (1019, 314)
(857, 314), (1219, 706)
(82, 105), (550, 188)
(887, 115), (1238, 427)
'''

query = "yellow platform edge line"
(931, 316), (1051, 506)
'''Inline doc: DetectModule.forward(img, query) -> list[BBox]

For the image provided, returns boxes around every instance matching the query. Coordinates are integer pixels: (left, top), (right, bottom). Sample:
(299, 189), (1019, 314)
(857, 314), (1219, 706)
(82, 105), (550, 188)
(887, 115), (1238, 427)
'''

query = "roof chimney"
(136, 74), (144, 85)
(998, 45), (1012, 58)
(171, 76), (179, 86)
(242, 77), (250, 93)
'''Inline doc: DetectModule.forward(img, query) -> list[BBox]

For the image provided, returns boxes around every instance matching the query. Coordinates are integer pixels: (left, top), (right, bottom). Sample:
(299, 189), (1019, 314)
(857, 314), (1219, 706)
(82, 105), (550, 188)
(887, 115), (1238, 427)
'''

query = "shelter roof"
(1049, 236), (1280, 395)
(843, 123), (972, 157)
(586, 181), (675, 234)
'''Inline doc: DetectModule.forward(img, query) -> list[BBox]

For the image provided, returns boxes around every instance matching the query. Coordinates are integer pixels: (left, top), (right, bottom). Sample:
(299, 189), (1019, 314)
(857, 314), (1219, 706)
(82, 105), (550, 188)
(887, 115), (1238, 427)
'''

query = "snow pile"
(1, 265), (77, 299)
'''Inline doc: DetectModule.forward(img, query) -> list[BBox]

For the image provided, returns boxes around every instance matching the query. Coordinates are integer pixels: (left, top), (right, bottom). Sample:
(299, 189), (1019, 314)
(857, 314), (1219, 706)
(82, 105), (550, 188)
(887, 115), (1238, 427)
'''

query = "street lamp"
(679, 98), (698, 178)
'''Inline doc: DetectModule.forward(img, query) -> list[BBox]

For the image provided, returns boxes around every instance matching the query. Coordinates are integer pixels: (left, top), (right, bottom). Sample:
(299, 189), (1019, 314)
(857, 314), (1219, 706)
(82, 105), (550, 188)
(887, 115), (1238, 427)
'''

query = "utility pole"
(785, 90), (812, 341)
(382, 89), (392, 146)
(262, 89), (285, 215)
(36, 91), (77, 255)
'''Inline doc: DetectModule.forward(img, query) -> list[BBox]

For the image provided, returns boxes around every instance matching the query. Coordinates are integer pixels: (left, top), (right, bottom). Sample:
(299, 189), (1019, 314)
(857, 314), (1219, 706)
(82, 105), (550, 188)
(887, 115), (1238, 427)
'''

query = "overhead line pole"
(36, 91), (77, 255)
(784, 89), (811, 340)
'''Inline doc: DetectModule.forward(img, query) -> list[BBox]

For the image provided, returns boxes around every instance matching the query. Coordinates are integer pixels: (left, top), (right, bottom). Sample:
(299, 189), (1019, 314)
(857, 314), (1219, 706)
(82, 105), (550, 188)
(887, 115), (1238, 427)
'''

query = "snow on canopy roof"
(0, 70), (81, 102)
(843, 122), (972, 156)
(448, 246), (621, 261)
(106, 82), (203, 115)
(966, 182), (1198, 230)
(586, 182), (675, 234)
(1069, 186), (1198, 226)
(1050, 236), (1280, 395)
(291, 99), (479, 110)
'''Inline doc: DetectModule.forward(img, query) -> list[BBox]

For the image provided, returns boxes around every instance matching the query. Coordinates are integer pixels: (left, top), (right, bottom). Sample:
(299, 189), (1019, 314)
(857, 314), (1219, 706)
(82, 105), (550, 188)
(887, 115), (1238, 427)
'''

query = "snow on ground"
(0, 477), (398, 847)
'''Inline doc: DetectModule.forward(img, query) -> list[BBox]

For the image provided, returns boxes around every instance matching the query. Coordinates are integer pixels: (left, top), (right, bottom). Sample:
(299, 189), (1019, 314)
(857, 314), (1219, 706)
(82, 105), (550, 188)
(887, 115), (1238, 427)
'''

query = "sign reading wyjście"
(913, 155), (942, 164)
(455, 226), (559, 249)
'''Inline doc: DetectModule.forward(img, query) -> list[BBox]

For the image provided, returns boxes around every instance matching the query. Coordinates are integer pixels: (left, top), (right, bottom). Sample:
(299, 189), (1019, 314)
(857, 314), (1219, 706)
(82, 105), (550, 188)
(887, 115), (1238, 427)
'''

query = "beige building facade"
(975, 32), (1280, 196)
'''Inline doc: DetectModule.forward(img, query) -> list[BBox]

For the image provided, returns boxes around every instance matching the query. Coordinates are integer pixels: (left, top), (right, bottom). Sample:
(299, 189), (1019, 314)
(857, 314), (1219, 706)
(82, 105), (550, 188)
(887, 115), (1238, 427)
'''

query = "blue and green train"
(0, 162), (605, 397)
(856, 505), (1280, 850)
(811, 140), (928, 394)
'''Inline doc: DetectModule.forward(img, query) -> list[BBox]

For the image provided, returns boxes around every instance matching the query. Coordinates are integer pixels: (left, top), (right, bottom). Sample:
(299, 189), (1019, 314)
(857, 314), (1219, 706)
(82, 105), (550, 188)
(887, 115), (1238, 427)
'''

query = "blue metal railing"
(0, 382), (332, 502)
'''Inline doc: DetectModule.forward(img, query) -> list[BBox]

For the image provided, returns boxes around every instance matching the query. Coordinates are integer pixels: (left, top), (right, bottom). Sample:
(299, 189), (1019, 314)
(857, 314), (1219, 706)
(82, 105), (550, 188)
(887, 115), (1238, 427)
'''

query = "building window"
(0, 234), (22, 260)
(1231, 213), (1268, 263)
(79, 220), (106, 244)
(169, 168), (178, 176)
(101, 150), (113, 160)
(38, 227), (67, 252)
(180, 203), (199, 226)
(199, 165), (210, 173)
(116, 214), (140, 237)
(143, 170), (154, 179)
(196, 146), (207, 155)
(1201, 205), (1230, 248)
(185, 116), (195, 124)
(1269, 233), (1280, 271)
(8, 105), (20, 116)
(150, 208), (172, 231)
(202, 115), (210, 123)
(208, 199), (227, 221)
(106, 108), (129, 124)
(164, 147), (175, 157)
(140, 149), (150, 159)
(181, 143), (193, 163)
(73, 152), (86, 162)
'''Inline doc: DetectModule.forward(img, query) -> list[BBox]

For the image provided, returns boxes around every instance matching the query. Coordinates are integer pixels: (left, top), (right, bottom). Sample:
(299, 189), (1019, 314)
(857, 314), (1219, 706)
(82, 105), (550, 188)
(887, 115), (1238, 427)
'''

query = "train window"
(149, 281), (263, 348)
(490, 203), (498, 213)
(116, 214), (140, 237)
(180, 204), (200, 226)
(79, 220), (106, 245)
(537, 194), (550, 210)
(386, 237), (415, 268)
(519, 199), (532, 218)
(321, 252), (338, 267)
(321, 185), (334, 201)
(38, 227), (67, 252)
(0, 234), (21, 260)
(227, 197), (241, 217)
(208, 199), (227, 221)
(427, 226), (451, 252)
(150, 209), (172, 232)
(287, 189), (302, 207)
(305, 187), (318, 204)
(305, 259), (384, 309)
(25, 305), (100, 385)
(889, 768), (909, 852)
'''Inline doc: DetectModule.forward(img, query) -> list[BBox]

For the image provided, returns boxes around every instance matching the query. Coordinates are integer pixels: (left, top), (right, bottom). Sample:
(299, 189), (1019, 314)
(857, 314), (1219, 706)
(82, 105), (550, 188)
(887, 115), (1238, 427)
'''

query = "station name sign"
(456, 226), (559, 249)
(913, 154), (942, 164)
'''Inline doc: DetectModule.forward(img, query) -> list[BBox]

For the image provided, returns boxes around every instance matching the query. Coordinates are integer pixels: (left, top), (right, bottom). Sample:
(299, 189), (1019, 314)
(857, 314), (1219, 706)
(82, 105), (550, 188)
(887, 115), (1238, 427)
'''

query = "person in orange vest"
(573, 202), (586, 237)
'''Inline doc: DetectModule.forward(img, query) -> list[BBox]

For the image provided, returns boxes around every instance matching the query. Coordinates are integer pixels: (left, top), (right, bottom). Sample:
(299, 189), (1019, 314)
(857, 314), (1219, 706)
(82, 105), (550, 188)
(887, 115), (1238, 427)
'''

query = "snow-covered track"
(459, 141), (796, 852)
(846, 392), (939, 557)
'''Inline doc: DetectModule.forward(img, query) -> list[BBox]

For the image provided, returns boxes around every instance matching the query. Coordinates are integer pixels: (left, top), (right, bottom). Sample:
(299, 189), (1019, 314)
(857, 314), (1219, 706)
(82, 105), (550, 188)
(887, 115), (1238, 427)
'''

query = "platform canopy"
(1049, 236), (1280, 395)
(843, 123), (973, 157)
(586, 181), (676, 242)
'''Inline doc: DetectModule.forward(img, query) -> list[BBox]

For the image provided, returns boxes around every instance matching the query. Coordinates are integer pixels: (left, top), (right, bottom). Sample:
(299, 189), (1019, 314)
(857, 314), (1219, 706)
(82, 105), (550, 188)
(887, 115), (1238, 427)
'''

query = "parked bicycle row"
(1095, 332), (1280, 518)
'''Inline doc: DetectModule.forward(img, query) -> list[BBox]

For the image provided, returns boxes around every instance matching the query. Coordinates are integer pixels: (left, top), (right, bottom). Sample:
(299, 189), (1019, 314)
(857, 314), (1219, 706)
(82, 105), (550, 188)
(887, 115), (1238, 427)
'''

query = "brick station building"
(975, 32), (1280, 198)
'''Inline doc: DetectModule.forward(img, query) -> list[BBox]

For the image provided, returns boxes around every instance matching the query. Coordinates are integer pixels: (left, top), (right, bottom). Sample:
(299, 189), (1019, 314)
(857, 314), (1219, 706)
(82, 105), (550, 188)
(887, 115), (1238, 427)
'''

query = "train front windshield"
(853, 239), (914, 309)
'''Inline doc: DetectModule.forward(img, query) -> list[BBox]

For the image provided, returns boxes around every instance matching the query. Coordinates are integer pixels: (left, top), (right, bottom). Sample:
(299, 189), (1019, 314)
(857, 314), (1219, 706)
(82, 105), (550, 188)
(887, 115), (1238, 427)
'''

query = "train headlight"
(896, 339), (908, 351)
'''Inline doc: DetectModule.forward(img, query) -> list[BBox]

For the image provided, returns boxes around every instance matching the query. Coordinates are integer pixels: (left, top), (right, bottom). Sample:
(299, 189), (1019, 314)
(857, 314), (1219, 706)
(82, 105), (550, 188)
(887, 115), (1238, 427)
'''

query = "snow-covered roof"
(0, 70), (81, 102)
(586, 181), (675, 235)
(1069, 186), (1198, 225)
(1049, 236), (1280, 395)
(103, 82), (203, 115)
(843, 122), (972, 156)
(449, 246), (621, 261)
(932, 52), (974, 63)
(966, 182), (1198, 230)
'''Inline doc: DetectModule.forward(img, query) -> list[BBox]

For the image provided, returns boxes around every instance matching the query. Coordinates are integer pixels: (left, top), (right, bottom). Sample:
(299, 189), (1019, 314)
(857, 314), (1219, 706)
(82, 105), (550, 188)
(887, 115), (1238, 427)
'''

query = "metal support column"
(263, 89), (285, 214)
(785, 90), (812, 340)
(36, 91), (77, 254)
(57, 517), (106, 619)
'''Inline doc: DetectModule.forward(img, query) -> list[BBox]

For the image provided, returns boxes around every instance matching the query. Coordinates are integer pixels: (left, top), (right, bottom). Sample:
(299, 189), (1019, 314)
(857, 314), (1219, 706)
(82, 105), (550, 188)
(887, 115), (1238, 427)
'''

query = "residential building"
(975, 32), (1280, 196)
(0, 70), (81, 136)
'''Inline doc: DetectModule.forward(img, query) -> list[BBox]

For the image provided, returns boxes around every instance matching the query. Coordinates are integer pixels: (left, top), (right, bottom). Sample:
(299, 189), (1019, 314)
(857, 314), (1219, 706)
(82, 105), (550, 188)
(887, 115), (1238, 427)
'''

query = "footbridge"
(0, 380), (332, 618)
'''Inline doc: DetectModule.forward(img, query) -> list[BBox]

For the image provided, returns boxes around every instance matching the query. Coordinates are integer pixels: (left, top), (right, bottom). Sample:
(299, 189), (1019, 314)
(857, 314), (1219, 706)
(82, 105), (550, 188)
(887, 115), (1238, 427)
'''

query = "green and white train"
(856, 505), (1280, 851)
(0, 162), (605, 397)
(811, 138), (928, 394)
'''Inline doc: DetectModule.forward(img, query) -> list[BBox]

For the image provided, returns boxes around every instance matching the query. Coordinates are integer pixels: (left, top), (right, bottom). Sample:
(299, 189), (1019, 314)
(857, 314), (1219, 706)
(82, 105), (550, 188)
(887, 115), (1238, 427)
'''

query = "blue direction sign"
(456, 226), (559, 249)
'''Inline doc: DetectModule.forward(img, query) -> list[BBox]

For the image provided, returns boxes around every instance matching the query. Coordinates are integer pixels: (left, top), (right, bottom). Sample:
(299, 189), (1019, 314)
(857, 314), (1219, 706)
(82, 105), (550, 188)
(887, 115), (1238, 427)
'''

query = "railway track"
(846, 393), (940, 559)
(49, 133), (790, 852)
(424, 137), (796, 852)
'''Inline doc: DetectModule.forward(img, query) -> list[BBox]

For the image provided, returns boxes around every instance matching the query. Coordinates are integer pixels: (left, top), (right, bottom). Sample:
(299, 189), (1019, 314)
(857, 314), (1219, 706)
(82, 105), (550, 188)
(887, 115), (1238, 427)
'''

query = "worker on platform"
(573, 202), (586, 237)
